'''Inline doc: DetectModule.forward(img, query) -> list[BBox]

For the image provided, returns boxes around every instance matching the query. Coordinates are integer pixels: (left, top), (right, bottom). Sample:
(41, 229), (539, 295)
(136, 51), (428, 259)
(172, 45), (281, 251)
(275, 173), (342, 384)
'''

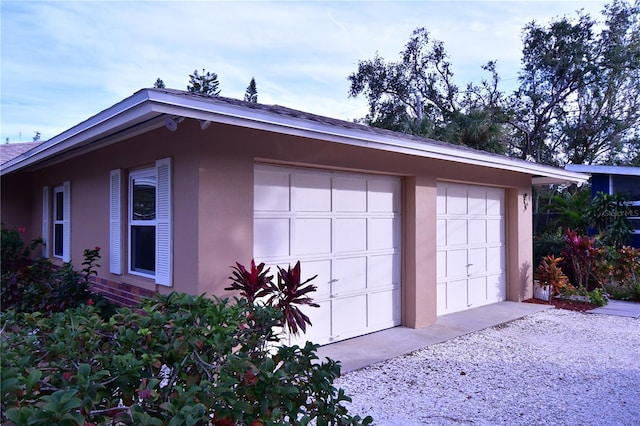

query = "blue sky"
(1, 0), (610, 143)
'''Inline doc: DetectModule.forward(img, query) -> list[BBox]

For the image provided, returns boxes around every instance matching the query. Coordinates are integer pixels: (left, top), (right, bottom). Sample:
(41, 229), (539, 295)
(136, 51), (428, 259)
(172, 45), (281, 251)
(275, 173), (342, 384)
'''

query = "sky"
(1, 0), (612, 143)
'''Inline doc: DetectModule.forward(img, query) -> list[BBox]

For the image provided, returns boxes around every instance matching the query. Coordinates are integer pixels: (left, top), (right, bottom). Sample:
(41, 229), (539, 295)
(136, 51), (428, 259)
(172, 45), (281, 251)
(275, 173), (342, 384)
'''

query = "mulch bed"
(523, 297), (598, 312)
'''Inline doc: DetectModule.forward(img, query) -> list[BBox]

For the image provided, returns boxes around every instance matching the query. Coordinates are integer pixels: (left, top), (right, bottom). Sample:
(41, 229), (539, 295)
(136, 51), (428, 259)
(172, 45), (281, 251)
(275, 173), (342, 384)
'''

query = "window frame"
(128, 167), (158, 279)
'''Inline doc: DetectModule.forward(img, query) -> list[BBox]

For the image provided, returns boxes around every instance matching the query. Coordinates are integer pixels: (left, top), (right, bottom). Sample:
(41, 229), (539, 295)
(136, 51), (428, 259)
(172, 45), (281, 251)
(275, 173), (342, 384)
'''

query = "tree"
(348, 28), (506, 153)
(244, 77), (258, 103)
(187, 68), (220, 96)
(153, 78), (165, 88)
(506, 0), (640, 165)
(347, 1), (640, 164)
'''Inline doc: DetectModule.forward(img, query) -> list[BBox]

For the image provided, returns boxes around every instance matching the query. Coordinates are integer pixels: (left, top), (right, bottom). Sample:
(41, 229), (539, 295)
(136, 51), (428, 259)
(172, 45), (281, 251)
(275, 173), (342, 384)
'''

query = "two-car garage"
(254, 165), (506, 344)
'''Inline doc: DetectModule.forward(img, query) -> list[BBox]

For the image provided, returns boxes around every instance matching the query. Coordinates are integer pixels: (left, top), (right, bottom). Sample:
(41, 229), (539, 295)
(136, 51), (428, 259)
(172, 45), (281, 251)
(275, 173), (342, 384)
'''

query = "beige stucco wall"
(1, 117), (534, 326)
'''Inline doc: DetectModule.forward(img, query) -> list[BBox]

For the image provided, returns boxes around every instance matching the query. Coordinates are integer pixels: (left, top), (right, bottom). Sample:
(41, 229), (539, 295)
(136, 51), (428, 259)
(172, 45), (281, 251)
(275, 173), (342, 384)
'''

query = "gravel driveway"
(335, 309), (640, 425)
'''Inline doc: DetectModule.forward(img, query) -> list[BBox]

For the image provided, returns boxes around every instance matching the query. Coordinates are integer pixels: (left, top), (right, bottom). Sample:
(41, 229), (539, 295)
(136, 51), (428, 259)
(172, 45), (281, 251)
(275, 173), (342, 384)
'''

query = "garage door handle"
(466, 264), (473, 267)
(329, 279), (339, 283)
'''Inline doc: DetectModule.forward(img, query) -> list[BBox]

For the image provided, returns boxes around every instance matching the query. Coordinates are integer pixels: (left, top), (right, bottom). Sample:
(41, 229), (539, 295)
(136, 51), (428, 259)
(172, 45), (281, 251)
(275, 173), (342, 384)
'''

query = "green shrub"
(0, 225), (115, 318)
(1, 293), (372, 425)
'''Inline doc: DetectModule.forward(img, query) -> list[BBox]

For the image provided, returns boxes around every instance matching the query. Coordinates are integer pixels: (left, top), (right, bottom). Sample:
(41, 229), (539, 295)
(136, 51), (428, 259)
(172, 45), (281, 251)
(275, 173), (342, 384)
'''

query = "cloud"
(1, 0), (611, 142)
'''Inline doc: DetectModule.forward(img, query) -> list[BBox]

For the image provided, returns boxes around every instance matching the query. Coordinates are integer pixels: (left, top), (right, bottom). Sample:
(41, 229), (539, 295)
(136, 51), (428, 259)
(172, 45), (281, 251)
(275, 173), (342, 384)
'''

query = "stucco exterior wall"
(2, 117), (535, 323)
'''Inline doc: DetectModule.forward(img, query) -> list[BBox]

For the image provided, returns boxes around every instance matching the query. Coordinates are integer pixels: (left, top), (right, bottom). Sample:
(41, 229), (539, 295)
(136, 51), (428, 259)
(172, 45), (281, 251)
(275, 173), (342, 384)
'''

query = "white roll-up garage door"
(254, 164), (402, 345)
(437, 182), (506, 315)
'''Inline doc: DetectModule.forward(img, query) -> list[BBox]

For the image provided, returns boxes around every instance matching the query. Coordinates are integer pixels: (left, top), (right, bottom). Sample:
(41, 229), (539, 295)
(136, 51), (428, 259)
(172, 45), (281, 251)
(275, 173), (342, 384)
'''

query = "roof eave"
(0, 89), (590, 186)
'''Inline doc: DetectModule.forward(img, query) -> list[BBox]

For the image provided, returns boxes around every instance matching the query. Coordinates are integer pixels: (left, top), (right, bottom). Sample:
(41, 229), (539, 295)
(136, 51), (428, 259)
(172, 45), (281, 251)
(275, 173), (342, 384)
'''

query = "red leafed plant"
(226, 259), (319, 335)
(534, 255), (573, 296)
(562, 229), (598, 289)
(269, 262), (319, 335)
(227, 260), (273, 303)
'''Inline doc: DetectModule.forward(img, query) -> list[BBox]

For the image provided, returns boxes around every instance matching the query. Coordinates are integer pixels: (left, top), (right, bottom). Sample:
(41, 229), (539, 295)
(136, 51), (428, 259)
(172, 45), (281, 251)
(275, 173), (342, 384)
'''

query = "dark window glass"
(54, 224), (64, 256)
(131, 225), (155, 274)
(55, 191), (64, 221)
(612, 175), (640, 201)
(133, 178), (156, 221)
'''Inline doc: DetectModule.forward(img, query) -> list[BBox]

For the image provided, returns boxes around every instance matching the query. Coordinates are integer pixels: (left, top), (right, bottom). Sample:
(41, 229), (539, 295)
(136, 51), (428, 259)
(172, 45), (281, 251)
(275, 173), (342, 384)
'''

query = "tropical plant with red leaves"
(226, 260), (319, 336)
(269, 262), (320, 335)
(534, 255), (573, 296)
(227, 259), (273, 303)
(562, 229), (598, 289)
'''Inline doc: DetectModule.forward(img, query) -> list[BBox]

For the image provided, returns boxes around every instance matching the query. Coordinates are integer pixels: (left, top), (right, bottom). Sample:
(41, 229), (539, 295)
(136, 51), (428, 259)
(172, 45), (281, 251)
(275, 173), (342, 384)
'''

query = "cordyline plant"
(562, 229), (598, 289)
(226, 260), (319, 335)
(534, 255), (573, 296)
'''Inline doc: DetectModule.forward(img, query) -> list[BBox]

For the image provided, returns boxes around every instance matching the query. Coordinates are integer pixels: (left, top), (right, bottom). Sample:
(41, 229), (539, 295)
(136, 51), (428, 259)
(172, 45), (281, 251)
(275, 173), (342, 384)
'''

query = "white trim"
(565, 164), (640, 176)
(109, 169), (122, 274)
(62, 181), (71, 262)
(42, 186), (49, 258)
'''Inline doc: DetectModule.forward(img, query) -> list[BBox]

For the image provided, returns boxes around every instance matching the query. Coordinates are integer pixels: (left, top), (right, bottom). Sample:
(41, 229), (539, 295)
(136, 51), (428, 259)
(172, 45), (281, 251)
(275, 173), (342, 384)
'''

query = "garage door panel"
(254, 169), (290, 212)
(447, 219), (468, 245)
(446, 186), (468, 215)
(333, 176), (367, 212)
(447, 279), (469, 313)
(334, 256), (367, 294)
(333, 295), (368, 339)
(301, 259), (332, 299)
(468, 276), (487, 307)
(368, 179), (401, 213)
(486, 190), (504, 215)
(468, 219), (487, 244)
(369, 289), (401, 327)
(487, 219), (504, 243)
(468, 248), (487, 275)
(295, 218), (331, 255)
(487, 247), (504, 272)
(437, 219), (447, 246)
(437, 251), (446, 279)
(468, 191), (487, 215)
(335, 218), (367, 252)
(446, 249), (467, 278)
(368, 253), (400, 288)
(488, 274), (506, 301)
(368, 218), (399, 250)
(292, 174), (331, 212)
(254, 218), (290, 258)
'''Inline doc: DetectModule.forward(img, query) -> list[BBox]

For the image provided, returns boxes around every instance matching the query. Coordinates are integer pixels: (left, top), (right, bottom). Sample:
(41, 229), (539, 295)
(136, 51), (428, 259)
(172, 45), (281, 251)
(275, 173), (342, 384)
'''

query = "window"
(111, 158), (172, 285)
(611, 175), (640, 235)
(129, 169), (157, 276)
(42, 181), (70, 261)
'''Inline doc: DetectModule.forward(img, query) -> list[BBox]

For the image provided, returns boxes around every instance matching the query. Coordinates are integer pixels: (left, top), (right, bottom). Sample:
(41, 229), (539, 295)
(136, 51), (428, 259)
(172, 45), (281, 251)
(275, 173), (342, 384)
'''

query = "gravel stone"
(335, 309), (640, 425)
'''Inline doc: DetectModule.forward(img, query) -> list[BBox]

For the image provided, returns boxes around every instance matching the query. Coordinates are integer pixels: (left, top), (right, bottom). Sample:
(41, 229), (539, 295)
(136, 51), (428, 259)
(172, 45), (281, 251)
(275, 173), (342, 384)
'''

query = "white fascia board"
(146, 91), (590, 185)
(565, 164), (640, 176)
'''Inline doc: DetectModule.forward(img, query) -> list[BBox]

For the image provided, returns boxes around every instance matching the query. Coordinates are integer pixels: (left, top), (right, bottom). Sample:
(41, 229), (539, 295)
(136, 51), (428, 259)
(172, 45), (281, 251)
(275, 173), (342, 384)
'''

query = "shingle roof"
(0, 142), (43, 165)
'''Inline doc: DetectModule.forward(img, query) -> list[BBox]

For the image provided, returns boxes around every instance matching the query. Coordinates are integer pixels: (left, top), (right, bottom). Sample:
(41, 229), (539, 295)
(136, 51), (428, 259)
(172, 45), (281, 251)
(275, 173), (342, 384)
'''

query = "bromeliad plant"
(227, 260), (319, 335)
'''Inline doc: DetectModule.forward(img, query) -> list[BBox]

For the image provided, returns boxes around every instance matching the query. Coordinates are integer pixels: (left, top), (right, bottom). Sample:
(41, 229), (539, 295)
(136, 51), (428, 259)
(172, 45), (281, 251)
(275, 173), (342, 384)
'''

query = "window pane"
(131, 225), (155, 274)
(612, 176), (640, 201)
(54, 224), (63, 256)
(133, 176), (156, 221)
(55, 191), (64, 221)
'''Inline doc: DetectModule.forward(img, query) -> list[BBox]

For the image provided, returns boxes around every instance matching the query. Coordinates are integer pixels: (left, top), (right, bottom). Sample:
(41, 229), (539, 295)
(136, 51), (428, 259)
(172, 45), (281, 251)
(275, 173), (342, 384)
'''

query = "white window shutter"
(109, 169), (122, 274)
(42, 186), (50, 258)
(155, 158), (172, 286)
(62, 181), (71, 262)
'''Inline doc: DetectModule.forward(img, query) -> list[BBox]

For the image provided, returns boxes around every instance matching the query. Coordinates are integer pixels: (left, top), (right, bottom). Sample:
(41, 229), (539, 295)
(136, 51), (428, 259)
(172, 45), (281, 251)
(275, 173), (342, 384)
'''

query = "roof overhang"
(565, 164), (640, 176)
(1, 88), (590, 186)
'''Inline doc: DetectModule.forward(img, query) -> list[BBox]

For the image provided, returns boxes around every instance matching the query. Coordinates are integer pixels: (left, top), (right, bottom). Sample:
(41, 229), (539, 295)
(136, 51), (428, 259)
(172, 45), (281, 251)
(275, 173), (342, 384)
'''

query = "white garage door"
(437, 182), (506, 315)
(254, 164), (402, 345)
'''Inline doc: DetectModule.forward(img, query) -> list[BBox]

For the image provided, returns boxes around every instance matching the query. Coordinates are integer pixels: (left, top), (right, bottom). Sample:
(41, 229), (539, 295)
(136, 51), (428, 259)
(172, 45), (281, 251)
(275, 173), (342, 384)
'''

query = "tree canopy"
(187, 68), (221, 96)
(348, 0), (640, 165)
(244, 77), (258, 103)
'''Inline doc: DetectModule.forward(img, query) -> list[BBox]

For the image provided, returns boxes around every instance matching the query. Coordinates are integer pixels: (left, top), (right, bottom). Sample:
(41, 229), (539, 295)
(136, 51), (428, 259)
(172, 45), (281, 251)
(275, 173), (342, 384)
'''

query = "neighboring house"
(0, 141), (43, 165)
(0, 88), (588, 345)
(565, 164), (640, 247)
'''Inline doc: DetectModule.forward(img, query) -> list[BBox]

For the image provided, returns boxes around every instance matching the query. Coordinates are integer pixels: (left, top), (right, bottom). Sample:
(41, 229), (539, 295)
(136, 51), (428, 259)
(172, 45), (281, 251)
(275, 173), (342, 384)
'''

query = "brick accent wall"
(89, 276), (156, 307)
